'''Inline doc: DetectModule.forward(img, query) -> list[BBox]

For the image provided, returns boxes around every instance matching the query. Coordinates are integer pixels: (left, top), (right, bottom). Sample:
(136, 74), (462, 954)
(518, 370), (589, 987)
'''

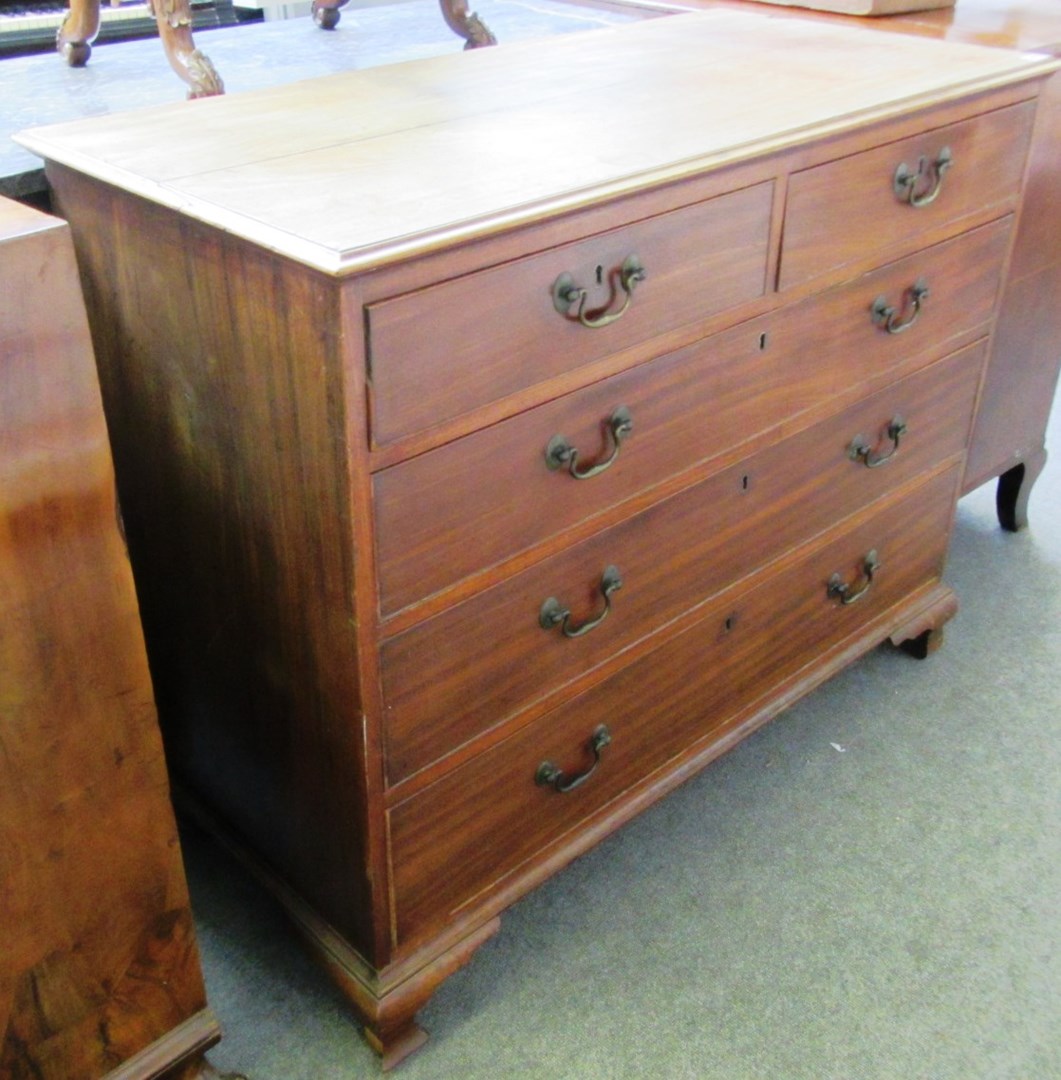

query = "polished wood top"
(897, 0), (1061, 50)
(654, 0), (1061, 52)
(15, 10), (1057, 274)
(0, 194), (63, 242)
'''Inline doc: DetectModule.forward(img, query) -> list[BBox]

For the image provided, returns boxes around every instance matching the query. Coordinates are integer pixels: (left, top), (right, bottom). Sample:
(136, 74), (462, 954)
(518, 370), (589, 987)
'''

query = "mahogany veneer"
(15, 11), (1058, 1068)
(654, 0), (1061, 529)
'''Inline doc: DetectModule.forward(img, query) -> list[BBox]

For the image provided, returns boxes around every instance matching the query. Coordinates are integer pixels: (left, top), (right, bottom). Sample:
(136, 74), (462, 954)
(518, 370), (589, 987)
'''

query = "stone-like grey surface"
(1, 0), (644, 191)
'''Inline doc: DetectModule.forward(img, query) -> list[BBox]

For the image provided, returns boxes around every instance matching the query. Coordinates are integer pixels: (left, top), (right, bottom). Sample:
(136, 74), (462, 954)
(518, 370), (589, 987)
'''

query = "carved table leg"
(56, 0), (100, 66)
(149, 0), (225, 99)
(310, 0), (494, 45)
(996, 446), (1047, 532)
(439, 0), (497, 49)
(311, 0), (348, 29)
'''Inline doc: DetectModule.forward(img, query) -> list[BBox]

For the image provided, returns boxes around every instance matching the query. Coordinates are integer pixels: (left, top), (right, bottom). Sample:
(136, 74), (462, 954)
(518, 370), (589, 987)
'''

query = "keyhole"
(596, 264), (604, 286)
(758, 332), (768, 350)
(724, 613), (737, 633)
(741, 474), (750, 492)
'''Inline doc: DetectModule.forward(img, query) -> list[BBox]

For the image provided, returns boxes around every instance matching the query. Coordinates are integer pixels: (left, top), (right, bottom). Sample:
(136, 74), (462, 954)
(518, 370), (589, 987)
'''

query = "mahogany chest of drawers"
(16, 11), (1058, 1067)
(678, 0), (1061, 534)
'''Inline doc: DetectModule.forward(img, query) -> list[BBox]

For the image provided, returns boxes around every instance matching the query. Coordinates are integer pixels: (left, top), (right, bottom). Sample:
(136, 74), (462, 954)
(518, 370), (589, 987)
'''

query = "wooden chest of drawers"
(668, 0), (1061, 529)
(16, 11), (1057, 1067)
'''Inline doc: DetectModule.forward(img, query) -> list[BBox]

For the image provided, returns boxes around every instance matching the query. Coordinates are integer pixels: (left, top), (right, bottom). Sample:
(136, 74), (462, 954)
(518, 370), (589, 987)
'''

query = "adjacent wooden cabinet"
(15, 12), (1058, 1068)
(0, 198), (219, 1079)
(680, 0), (1061, 526)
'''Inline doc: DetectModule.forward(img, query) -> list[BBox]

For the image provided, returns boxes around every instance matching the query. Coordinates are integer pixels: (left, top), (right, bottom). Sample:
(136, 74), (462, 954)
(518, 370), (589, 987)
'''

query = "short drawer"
(388, 465), (961, 946)
(365, 182), (773, 446)
(381, 344), (982, 784)
(780, 100), (1035, 290)
(374, 217), (1009, 616)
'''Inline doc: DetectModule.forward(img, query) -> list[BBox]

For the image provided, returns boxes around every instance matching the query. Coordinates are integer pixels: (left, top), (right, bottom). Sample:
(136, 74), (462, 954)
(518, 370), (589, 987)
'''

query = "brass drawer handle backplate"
(827, 549), (880, 605)
(848, 417), (907, 468)
(539, 565), (623, 639)
(893, 146), (952, 207)
(546, 406), (633, 479)
(536, 725), (612, 794)
(871, 279), (929, 335)
(552, 254), (646, 328)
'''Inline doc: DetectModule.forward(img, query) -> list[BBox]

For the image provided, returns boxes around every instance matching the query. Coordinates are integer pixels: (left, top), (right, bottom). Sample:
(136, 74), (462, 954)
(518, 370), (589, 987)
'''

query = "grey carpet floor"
(184, 386), (1061, 1080)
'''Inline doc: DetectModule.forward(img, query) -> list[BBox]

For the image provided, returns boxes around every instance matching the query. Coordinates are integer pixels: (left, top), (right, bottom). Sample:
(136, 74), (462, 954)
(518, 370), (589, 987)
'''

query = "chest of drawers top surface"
(14, 10), (1055, 272)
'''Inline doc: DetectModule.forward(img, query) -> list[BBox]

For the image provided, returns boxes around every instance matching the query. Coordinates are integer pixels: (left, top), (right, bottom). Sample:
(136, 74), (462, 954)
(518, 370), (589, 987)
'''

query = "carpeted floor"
(183, 399), (1061, 1078)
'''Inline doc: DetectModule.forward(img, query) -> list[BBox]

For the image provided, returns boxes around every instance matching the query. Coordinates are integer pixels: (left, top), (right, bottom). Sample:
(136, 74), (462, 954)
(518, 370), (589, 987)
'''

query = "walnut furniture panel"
(0, 197), (220, 1079)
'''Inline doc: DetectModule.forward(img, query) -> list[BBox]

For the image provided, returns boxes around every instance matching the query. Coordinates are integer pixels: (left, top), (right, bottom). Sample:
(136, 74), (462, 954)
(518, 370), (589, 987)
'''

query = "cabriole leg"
(311, 0), (348, 30)
(150, 0), (225, 99)
(996, 446), (1047, 532)
(56, 0), (100, 66)
(439, 0), (497, 49)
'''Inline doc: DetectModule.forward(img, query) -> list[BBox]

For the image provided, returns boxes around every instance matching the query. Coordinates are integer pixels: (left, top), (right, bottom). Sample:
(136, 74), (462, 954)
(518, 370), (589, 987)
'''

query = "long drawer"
(374, 218), (1010, 616)
(780, 100), (1034, 290)
(380, 344), (982, 785)
(364, 182), (773, 446)
(387, 464), (961, 947)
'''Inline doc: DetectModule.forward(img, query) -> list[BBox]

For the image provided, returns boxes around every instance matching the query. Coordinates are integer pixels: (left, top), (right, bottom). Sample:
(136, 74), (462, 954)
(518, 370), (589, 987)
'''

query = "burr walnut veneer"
(16, 11), (1058, 1067)
(0, 198), (219, 1079)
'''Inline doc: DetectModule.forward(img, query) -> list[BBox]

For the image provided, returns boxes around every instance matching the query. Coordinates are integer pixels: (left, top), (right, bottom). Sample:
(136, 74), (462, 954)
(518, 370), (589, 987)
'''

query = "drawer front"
(388, 465), (961, 946)
(381, 344), (982, 784)
(374, 218), (1009, 616)
(780, 100), (1034, 290)
(365, 183), (772, 446)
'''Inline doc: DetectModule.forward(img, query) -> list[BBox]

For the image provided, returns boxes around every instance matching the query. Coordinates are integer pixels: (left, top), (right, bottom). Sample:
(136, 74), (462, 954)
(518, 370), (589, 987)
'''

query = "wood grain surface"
(0, 198), (218, 1079)
(380, 346), (983, 787)
(29, 11), (1053, 1063)
(14, 11), (1057, 272)
(388, 465), (962, 947)
(374, 216), (1010, 617)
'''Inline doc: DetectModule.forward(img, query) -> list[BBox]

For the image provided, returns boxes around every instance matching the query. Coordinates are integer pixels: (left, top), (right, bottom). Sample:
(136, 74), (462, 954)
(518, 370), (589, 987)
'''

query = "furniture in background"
(310, 0), (494, 45)
(0, 0), (235, 60)
(737, 0), (955, 14)
(57, 0), (225, 97)
(0, 196), (220, 1079)
(16, 11), (1057, 1068)
(53, 0), (494, 99)
(664, 0), (1061, 529)
(948, 5), (1061, 530)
